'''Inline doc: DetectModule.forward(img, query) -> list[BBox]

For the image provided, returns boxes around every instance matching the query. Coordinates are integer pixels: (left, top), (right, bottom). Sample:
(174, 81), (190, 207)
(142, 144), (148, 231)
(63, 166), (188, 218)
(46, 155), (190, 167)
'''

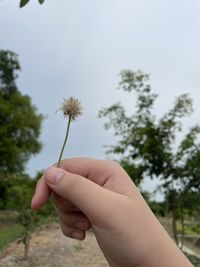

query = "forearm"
(97, 195), (193, 267)
(137, 208), (193, 267)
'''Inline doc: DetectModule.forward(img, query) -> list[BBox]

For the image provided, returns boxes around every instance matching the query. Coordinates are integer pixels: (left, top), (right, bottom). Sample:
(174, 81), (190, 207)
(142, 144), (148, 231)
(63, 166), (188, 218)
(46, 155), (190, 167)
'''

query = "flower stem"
(57, 115), (72, 167)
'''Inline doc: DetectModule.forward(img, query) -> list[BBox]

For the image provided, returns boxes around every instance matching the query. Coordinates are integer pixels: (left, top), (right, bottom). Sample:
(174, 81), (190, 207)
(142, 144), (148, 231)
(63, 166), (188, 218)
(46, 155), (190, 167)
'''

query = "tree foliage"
(99, 70), (199, 187)
(0, 50), (43, 175)
(99, 70), (200, 242)
(0, 50), (43, 210)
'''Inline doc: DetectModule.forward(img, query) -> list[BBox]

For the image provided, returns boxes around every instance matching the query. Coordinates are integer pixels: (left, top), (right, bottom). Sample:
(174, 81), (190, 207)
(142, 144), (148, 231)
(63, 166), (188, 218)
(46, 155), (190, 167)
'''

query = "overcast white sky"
(0, 0), (200, 198)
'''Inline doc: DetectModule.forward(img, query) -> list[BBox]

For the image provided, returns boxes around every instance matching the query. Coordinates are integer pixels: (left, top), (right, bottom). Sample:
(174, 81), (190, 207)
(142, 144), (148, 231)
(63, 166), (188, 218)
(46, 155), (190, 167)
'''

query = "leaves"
(0, 50), (44, 175)
(20, 0), (30, 8)
(99, 69), (200, 243)
(20, 0), (45, 8)
(119, 70), (150, 93)
(99, 69), (200, 188)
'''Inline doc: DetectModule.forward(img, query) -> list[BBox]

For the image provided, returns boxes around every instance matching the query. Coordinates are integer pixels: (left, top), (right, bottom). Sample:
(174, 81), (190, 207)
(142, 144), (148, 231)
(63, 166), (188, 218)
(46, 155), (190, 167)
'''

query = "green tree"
(6, 171), (54, 259)
(99, 70), (200, 243)
(178, 190), (200, 249)
(6, 173), (35, 210)
(6, 173), (38, 259)
(0, 50), (43, 207)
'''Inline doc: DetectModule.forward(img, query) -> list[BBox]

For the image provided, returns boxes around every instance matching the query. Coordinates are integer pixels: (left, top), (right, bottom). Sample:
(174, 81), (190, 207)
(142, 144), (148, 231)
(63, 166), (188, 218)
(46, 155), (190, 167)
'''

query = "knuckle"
(108, 160), (121, 170)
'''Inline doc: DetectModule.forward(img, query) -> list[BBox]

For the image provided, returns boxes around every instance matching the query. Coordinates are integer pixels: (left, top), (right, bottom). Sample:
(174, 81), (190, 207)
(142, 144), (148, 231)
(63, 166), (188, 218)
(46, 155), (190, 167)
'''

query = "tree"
(6, 171), (54, 259)
(178, 190), (200, 249)
(99, 70), (200, 243)
(20, 0), (45, 8)
(0, 50), (43, 175)
(6, 173), (38, 259)
(0, 50), (43, 207)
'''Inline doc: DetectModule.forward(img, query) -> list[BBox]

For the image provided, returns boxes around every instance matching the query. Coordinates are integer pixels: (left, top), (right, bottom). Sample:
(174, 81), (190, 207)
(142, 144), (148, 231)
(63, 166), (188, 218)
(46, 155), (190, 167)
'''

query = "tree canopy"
(99, 70), (200, 243)
(99, 70), (200, 191)
(0, 50), (43, 175)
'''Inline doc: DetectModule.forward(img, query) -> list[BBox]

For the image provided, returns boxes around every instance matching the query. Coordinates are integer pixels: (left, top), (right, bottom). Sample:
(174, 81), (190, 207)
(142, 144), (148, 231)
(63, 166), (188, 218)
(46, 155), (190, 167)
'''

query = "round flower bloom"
(59, 97), (83, 120)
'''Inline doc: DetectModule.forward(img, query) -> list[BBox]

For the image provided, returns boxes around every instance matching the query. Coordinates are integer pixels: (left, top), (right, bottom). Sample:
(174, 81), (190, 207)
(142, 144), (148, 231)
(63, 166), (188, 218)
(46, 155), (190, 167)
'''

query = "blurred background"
(0, 0), (200, 266)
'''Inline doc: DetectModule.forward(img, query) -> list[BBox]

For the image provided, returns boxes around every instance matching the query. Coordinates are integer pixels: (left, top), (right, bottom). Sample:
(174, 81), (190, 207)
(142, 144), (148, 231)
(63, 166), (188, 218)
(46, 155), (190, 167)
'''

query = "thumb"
(44, 167), (116, 220)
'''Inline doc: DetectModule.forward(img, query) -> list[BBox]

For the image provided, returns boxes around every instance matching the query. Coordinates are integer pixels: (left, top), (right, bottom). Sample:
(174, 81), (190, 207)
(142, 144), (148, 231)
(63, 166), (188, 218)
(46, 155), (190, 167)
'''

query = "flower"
(56, 97), (83, 167)
(59, 97), (83, 120)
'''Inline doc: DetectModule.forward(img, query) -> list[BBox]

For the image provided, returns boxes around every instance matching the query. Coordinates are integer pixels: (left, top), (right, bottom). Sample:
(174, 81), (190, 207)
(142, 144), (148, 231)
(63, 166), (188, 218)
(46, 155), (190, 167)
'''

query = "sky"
(0, 0), (200, 199)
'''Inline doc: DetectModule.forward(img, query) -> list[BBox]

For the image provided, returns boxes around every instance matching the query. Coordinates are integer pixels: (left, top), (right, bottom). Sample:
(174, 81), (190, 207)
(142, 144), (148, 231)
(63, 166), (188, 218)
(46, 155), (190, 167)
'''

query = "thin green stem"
(57, 115), (72, 167)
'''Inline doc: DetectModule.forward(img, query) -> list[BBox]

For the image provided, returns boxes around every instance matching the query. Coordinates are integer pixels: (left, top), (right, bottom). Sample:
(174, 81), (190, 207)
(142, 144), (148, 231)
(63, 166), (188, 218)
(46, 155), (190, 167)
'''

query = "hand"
(31, 158), (193, 267)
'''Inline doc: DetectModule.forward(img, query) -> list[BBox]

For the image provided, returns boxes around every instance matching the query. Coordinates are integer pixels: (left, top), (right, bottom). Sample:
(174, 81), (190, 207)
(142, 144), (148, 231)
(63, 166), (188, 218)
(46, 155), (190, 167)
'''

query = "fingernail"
(44, 167), (65, 185)
(71, 231), (84, 240)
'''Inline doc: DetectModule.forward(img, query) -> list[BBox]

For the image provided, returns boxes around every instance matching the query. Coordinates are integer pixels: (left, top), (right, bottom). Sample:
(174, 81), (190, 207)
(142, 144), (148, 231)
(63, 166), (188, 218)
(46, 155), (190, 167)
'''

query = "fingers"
(60, 223), (86, 241)
(43, 166), (120, 223)
(51, 192), (74, 213)
(56, 157), (121, 186)
(56, 209), (91, 231)
(31, 158), (134, 211)
(53, 192), (91, 240)
(31, 175), (51, 210)
(52, 192), (91, 230)
(58, 210), (90, 241)
(31, 157), (114, 210)
(31, 158), (134, 232)
(57, 158), (136, 196)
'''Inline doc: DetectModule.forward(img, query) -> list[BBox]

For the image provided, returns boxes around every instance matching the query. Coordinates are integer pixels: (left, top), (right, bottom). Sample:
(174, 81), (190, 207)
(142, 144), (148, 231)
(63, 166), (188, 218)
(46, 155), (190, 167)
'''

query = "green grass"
(177, 223), (200, 235)
(0, 224), (25, 251)
(0, 210), (58, 252)
(0, 210), (19, 224)
(159, 216), (200, 236)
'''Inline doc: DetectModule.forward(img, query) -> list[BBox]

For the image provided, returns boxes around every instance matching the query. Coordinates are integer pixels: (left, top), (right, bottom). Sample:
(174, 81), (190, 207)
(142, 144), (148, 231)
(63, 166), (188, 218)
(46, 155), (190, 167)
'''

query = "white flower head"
(59, 97), (83, 120)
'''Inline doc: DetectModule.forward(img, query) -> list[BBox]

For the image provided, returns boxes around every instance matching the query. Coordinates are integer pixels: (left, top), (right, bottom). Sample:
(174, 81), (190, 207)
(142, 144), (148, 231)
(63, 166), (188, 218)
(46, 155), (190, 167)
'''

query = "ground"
(0, 224), (108, 267)
(1, 223), (200, 267)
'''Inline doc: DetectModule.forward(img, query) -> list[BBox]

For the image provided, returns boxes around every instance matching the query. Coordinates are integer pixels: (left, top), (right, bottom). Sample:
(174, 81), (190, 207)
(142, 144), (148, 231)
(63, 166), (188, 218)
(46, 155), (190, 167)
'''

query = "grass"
(36, 214), (59, 226)
(159, 216), (200, 264)
(0, 210), (58, 252)
(0, 224), (25, 251)
(159, 216), (200, 236)
(0, 210), (25, 251)
(177, 222), (200, 235)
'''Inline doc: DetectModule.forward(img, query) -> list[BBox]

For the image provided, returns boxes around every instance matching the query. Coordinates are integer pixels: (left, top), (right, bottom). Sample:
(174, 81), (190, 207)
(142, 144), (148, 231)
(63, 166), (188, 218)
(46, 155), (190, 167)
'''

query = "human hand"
(31, 158), (193, 267)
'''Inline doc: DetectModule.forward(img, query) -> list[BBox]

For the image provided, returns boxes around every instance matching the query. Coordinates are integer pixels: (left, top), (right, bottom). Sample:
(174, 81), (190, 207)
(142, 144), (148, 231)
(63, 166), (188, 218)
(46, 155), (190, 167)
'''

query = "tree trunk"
(180, 206), (185, 250)
(24, 232), (31, 259)
(172, 206), (178, 245)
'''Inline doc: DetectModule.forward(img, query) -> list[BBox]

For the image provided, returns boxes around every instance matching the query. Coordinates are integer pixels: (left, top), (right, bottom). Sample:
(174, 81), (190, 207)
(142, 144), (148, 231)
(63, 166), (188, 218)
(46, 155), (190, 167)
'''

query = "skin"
(31, 158), (193, 267)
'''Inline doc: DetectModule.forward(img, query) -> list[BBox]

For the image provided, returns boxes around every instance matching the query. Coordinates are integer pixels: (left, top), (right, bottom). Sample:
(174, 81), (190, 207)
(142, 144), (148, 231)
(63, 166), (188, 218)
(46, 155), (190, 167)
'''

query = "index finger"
(31, 175), (51, 210)
(57, 157), (120, 186)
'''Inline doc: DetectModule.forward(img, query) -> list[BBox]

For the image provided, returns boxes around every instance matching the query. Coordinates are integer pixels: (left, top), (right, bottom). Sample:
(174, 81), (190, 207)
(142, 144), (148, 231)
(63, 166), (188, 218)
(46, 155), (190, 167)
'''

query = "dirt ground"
(1, 223), (200, 267)
(0, 224), (109, 267)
